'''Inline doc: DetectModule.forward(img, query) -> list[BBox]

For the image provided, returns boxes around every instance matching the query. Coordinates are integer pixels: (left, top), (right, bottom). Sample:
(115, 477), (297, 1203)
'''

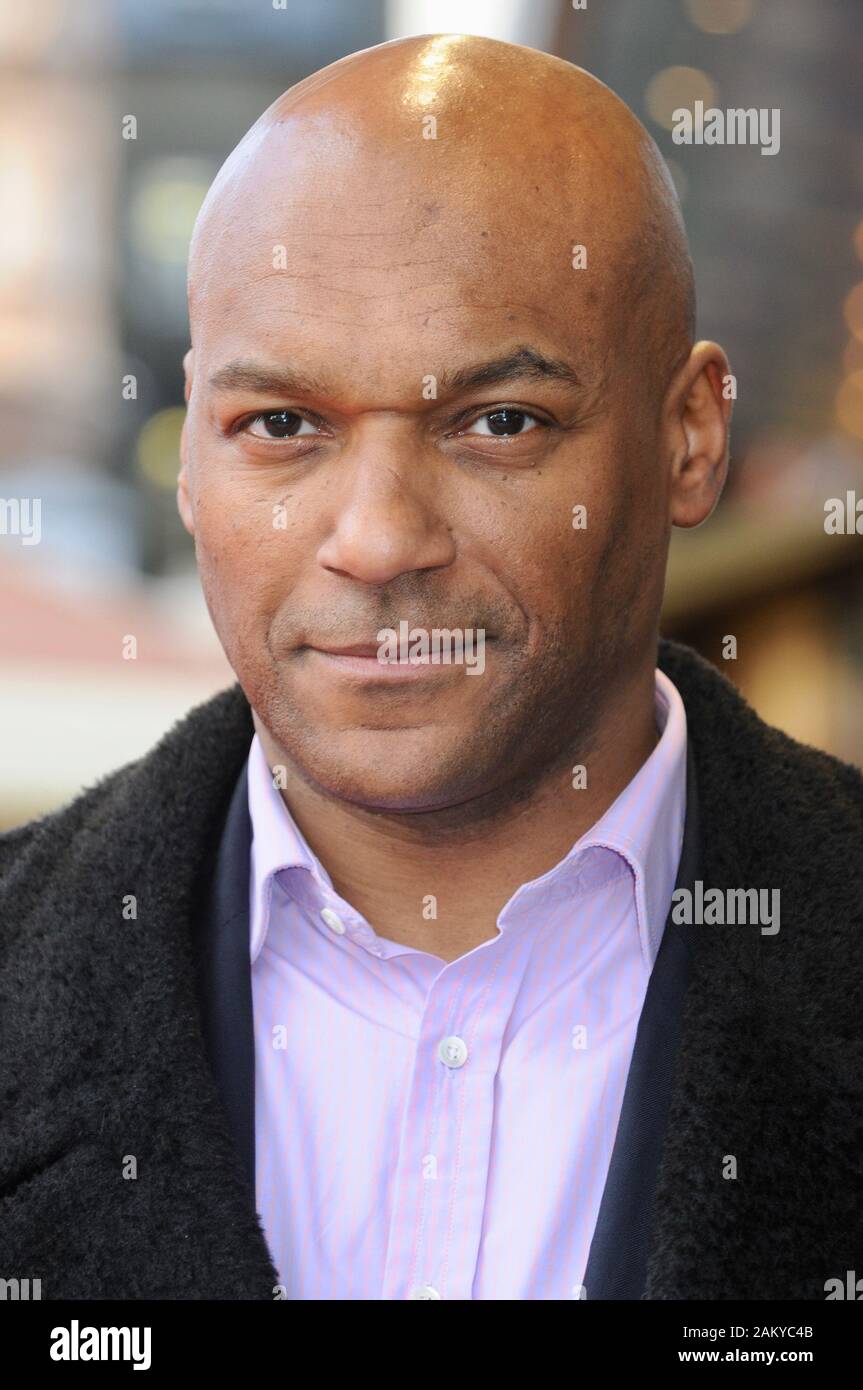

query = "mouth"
(312, 643), (388, 658)
(302, 641), (473, 682)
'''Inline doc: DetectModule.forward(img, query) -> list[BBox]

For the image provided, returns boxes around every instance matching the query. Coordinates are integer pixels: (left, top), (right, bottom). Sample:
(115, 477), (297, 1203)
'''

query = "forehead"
(190, 118), (626, 381)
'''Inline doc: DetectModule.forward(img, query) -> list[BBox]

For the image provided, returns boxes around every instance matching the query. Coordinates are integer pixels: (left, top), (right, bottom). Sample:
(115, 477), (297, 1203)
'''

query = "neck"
(254, 665), (659, 962)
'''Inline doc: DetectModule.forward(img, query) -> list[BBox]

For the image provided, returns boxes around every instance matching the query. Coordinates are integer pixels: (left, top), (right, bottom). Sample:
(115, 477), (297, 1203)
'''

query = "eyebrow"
(206, 346), (585, 400)
(437, 346), (584, 394)
(207, 360), (330, 397)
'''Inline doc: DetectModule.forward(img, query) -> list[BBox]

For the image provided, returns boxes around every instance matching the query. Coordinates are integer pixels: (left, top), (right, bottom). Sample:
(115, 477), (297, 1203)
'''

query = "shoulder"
(660, 637), (863, 1031)
(659, 636), (863, 832)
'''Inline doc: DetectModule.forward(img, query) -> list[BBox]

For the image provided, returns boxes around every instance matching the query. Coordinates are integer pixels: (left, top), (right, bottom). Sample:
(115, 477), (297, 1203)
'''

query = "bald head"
(188, 34), (694, 394)
(178, 34), (728, 820)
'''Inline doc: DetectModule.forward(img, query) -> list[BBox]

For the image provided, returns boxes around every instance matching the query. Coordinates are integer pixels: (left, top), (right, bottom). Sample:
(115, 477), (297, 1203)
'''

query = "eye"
(243, 410), (320, 440)
(462, 407), (542, 437)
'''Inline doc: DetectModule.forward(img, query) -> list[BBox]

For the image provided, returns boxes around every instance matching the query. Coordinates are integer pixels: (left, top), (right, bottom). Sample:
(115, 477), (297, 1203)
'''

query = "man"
(1, 34), (861, 1302)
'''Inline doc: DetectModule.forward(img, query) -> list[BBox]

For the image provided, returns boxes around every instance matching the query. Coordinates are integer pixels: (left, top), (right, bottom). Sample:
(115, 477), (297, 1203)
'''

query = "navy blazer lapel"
(193, 757), (257, 1202)
(582, 744), (702, 1300)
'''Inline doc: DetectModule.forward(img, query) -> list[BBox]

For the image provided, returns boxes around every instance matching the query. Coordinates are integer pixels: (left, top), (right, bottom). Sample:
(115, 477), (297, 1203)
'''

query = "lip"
(305, 645), (461, 681)
(314, 643), (386, 658)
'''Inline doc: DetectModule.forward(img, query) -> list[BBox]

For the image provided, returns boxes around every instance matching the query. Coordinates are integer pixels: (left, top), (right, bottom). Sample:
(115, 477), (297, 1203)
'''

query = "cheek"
(491, 467), (619, 622)
(191, 483), (292, 635)
(509, 442), (658, 645)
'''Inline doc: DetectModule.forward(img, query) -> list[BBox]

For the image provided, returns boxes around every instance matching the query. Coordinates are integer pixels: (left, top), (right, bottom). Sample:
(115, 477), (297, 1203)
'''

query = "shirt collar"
(247, 733), (336, 964)
(559, 667), (688, 968)
(248, 667), (687, 969)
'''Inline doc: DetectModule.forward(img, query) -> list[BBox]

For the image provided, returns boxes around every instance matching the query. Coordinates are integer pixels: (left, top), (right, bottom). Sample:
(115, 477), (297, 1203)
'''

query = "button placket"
(381, 939), (526, 1302)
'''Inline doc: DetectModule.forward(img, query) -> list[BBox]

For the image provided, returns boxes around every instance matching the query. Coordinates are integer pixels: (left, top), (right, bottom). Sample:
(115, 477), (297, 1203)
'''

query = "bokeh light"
(136, 407), (186, 489)
(683, 0), (755, 36)
(835, 369), (863, 439)
(843, 282), (863, 343)
(645, 66), (718, 130)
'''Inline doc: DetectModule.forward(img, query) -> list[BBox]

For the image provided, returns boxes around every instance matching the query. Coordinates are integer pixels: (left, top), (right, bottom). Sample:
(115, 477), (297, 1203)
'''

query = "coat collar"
(647, 641), (863, 1299)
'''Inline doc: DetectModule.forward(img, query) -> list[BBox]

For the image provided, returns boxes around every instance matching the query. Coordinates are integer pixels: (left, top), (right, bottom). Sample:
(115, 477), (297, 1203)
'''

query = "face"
(179, 113), (712, 814)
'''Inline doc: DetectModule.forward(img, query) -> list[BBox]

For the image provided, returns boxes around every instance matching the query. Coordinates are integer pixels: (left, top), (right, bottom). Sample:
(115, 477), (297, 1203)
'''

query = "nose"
(315, 424), (457, 586)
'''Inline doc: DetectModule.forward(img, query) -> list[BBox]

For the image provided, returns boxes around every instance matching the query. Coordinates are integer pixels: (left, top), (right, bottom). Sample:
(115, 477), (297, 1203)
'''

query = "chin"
(291, 726), (484, 813)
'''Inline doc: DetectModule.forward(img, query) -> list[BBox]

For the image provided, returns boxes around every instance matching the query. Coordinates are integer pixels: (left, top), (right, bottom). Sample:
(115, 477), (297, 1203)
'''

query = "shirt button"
(408, 1285), (442, 1299)
(438, 1035), (468, 1068)
(320, 907), (346, 935)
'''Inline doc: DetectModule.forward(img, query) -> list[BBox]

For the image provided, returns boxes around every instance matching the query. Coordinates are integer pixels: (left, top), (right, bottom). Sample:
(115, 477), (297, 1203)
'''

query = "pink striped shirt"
(248, 668), (687, 1300)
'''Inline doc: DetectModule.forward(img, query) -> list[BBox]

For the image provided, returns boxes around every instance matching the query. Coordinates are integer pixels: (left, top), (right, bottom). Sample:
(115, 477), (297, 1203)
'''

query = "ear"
(664, 341), (733, 528)
(177, 347), (195, 537)
(182, 347), (195, 404)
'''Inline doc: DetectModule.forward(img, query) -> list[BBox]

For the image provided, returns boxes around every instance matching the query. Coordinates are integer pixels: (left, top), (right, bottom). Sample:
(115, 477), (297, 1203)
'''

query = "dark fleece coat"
(0, 638), (861, 1300)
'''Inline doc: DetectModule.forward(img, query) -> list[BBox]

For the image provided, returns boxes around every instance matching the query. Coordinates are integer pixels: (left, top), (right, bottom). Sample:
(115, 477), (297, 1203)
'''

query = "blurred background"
(1, 0), (862, 825)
